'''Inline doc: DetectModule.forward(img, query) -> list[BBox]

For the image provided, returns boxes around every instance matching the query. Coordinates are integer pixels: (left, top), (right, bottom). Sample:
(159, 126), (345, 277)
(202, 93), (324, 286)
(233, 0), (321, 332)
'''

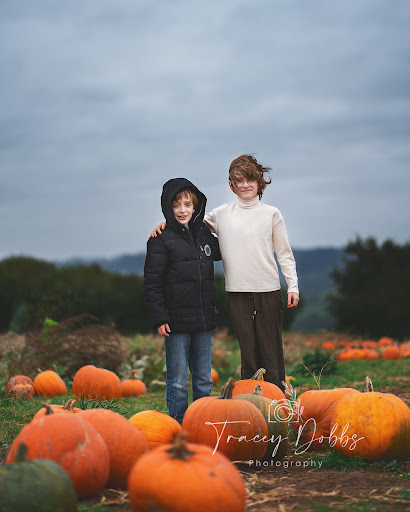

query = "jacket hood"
(161, 178), (207, 233)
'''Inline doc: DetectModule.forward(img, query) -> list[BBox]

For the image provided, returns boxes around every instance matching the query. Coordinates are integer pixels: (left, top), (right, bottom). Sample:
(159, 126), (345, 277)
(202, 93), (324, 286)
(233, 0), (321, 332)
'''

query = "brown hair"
(229, 154), (272, 198)
(172, 188), (198, 209)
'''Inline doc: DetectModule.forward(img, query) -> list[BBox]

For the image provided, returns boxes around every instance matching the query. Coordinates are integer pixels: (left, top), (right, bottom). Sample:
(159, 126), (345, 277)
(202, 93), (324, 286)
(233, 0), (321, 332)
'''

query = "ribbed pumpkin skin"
(129, 410), (182, 450)
(234, 391), (289, 460)
(120, 378), (147, 397)
(33, 371), (67, 397)
(6, 414), (109, 497)
(79, 409), (148, 488)
(291, 388), (360, 451)
(182, 396), (268, 461)
(330, 391), (410, 461)
(0, 452), (78, 512)
(127, 438), (246, 512)
(32, 401), (81, 420)
(72, 365), (121, 400)
(7, 375), (35, 399)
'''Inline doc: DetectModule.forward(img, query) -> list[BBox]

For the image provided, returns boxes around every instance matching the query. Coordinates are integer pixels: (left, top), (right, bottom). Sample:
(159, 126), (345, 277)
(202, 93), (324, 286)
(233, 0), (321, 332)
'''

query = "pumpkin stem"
(253, 384), (263, 396)
(16, 443), (28, 463)
(364, 376), (374, 393)
(41, 403), (54, 415)
(219, 377), (235, 399)
(130, 369), (139, 380)
(62, 399), (77, 412)
(166, 431), (195, 461)
(250, 368), (266, 381)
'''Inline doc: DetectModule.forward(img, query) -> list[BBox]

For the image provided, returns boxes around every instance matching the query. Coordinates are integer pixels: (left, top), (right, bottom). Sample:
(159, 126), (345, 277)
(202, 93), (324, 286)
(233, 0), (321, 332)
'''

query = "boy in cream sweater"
(152, 154), (299, 392)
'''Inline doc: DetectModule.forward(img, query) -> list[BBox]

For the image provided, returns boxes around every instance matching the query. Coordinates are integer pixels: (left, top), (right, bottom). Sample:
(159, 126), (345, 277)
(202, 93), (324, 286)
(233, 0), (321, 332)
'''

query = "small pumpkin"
(234, 384), (289, 461)
(72, 364), (121, 400)
(291, 387), (360, 452)
(6, 409), (109, 497)
(33, 370), (67, 397)
(129, 410), (182, 450)
(127, 432), (246, 512)
(78, 408), (148, 489)
(7, 375), (35, 399)
(330, 376), (410, 461)
(211, 368), (219, 386)
(120, 370), (147, 397)
(0, 443), (78, 512)
(32, 400), (81, 420)
(182, 377), (268, 461)
(232, 368), (288, 415)
(382, 345), (401, 360)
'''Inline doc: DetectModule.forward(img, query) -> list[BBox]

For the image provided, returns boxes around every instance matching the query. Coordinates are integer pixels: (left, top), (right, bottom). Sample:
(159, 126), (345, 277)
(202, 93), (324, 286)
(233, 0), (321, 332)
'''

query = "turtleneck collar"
(236, 195), (260, 209)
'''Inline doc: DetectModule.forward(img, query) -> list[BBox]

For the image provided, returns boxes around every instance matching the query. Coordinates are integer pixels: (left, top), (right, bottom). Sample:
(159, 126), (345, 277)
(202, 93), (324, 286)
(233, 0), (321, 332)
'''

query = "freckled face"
(172, 194), (195, 227)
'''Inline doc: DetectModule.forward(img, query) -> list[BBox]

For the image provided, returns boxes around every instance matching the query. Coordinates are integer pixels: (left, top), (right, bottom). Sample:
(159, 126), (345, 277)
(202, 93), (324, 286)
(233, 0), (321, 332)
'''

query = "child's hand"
(287, 292), (299, 308)
(158, 323), (171, 337)
(150, 223), (166, 237)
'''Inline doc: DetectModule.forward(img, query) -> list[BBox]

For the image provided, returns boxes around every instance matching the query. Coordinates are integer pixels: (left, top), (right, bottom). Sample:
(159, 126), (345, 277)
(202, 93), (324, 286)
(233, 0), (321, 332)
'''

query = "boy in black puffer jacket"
(143, 178), (221, 423)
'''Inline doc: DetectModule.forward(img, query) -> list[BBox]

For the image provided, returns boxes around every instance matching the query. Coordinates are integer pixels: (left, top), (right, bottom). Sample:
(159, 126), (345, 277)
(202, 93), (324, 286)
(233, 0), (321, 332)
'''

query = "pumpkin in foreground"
(127, 433), (246, 512)
(6, 411), (109, 497)
(330, 376), (410, 461)
(182, 377), (268, 461)
(32, 400), (81, 420)
(129, 410), (182, 450)
(0, 444), (77, 512)
(78, 408), (148, 488)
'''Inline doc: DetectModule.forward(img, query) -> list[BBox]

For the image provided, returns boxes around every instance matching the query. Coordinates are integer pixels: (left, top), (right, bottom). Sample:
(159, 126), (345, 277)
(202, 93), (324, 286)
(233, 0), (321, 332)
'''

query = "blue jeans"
(165, 330), (213, 424)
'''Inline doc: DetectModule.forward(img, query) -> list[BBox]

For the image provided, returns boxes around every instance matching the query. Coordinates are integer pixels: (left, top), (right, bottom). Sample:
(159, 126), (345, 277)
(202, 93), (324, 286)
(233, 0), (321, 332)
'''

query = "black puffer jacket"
(143, 178), (221, 333)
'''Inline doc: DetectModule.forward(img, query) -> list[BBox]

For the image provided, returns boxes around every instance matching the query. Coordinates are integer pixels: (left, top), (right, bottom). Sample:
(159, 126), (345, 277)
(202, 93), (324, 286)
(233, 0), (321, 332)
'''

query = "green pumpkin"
(0, 444), (78, 512)
(234, 384), (289, 461)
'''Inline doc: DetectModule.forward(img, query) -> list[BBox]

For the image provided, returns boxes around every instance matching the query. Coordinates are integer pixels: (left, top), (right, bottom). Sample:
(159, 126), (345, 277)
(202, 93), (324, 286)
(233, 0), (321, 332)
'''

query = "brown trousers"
(226, 290), (286, 392)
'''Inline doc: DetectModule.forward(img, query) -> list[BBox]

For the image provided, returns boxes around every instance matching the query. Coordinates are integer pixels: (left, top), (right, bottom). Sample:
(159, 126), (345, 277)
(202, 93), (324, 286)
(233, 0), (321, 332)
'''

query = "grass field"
(1, 330), (409, 511)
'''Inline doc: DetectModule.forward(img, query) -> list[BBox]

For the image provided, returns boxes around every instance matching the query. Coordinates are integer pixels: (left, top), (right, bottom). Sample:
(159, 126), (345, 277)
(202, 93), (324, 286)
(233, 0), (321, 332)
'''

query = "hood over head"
(161, 178), (207, 233)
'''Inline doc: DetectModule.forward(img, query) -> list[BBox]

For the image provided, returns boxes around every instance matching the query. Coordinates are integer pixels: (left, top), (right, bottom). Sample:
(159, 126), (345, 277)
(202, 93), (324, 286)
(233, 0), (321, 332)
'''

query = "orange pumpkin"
(32, 400), (81, 420)
(378, 336), (394, 346)
(129, 410), (182, 450)
(33, 370), (67, 397)
(182, 377), (268, 461)
(72, 365), (121, 400)
(78, 409), (147, 489)
(120, 370), (147, 397)
(127, 433), (246, 512)
(7, 375), (35, 399)
(363, 349), (380, 360)
(291, 387), (360, 452)
(382, 345), (401, 360)
(330, 376), (410, 461)
(211, 368), (219, 386)
(6, 411), (109, 497)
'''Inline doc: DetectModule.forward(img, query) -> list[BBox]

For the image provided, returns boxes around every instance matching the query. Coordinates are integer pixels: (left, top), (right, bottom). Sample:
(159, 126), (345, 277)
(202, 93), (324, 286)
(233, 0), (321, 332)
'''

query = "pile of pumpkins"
(2, 365), (410, 511)
(320, 336), (410, 361)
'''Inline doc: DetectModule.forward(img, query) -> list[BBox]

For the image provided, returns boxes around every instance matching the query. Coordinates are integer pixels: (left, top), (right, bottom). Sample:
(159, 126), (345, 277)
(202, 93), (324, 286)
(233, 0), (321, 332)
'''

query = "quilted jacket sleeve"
(143, 236), (170, 329)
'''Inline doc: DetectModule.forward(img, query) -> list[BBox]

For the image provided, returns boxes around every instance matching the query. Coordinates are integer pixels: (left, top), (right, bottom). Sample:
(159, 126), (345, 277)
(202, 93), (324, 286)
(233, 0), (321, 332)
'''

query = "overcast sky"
(1, 0), (409, 261)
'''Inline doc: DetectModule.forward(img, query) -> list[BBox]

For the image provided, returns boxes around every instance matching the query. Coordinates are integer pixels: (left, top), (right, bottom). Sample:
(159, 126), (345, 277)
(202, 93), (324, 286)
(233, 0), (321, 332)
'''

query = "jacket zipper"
(188, 230), (206, 330)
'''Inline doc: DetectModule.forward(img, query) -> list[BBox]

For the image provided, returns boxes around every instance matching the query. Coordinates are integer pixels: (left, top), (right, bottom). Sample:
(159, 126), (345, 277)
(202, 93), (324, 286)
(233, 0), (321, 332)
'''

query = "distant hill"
(57, 247), (344, 331)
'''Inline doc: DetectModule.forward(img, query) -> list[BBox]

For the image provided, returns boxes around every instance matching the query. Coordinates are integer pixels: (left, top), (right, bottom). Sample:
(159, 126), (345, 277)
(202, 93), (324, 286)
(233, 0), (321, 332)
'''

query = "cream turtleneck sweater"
(204, 196), (299, 294)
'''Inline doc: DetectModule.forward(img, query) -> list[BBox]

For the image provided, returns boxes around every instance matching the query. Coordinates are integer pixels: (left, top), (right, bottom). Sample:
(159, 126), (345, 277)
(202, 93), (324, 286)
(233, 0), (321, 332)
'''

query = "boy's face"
(229, 173), (258, 200)
(172, 193), (195, 227)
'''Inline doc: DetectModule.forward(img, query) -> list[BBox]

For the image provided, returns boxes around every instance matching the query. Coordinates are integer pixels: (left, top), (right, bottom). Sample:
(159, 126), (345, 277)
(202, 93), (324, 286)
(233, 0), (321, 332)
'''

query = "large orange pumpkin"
(7, 375), (35, 399)
(72, 365), (121, 400)
(6, 411), (109, 497)
(291, 387), (360, 452)
(78, 409), (148, 489)
(330, 376), (410, 461)
(234, 384), (288, 461)
(127, 432), (246, 512)
(120, 370), (147, 397)
(129, 410), (182, 450)
(182, 377), (268, 461)
(32, 400), (81, 420)
(33, 370), (67, 397)
(232, 368), (288, 416)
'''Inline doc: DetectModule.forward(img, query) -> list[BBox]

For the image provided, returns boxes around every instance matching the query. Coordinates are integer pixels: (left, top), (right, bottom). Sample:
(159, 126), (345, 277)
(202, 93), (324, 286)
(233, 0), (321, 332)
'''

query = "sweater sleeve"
(272, 216), (299, 295)
(203, 209), (217, 234)
(143, 236), (170, 329)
